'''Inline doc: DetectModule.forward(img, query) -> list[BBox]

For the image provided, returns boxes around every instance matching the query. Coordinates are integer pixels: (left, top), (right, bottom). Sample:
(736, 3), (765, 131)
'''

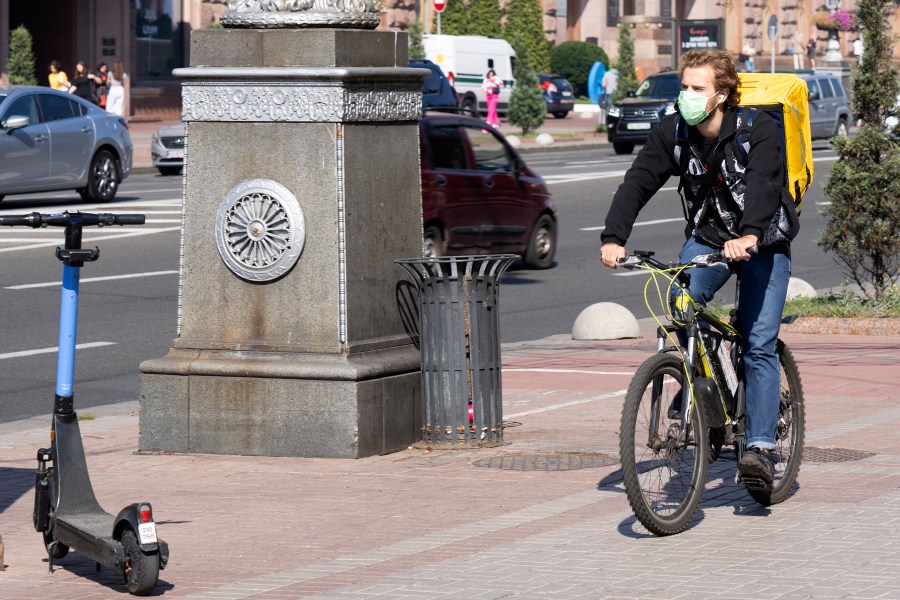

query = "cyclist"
(599, 49), (798, 491)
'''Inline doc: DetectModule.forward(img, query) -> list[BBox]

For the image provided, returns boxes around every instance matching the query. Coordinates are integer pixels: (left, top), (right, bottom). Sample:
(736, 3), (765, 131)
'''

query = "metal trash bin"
(396, 255), (517, 448)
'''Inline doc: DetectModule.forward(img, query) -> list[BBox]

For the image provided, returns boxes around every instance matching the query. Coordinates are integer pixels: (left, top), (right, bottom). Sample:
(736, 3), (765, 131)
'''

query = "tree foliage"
(467, 0), (502, 39)
(407, 19), (426, 59)
(613, 23), (639, 102)
(818, 0), (899, 299)
(7, 25), (36, 86)
(435, 0), (470, 35)
(507, 40), (546, 134)
(549, 41), (608, 97)
(504, 0), (550, 73)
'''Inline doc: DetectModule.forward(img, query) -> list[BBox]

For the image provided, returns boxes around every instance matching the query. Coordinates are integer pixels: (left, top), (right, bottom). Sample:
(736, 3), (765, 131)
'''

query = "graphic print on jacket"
(683, 148), (796, 248)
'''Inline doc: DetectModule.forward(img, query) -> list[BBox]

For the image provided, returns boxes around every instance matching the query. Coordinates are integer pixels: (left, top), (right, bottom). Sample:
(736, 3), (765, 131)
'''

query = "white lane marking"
(504, 368), (633, 375)
(545, 171), (628, 185)
(5, 270), (179, 290)
(0, 341), (116, 360)
(505, 389), (628, 419)
(580, 217), (682, 232)
(0, 226), (181, 253)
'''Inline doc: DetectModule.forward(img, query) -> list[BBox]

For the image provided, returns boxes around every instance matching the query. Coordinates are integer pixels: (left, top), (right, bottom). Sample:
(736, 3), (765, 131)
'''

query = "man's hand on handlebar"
(601, 242), (626, 269)
(723, 234), (759, 262)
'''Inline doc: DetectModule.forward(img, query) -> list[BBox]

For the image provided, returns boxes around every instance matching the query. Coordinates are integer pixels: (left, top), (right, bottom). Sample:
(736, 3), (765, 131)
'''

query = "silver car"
(151, 123), (185, 176)
(0, 86), (132, 202)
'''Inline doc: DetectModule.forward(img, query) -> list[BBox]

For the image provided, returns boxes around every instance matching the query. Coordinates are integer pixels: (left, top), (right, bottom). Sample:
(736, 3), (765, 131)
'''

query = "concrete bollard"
(506, 134), (521, 148)
(787, 277), (817, 300)
(535, 133), (555, 145)
(572, 302), (640, 340)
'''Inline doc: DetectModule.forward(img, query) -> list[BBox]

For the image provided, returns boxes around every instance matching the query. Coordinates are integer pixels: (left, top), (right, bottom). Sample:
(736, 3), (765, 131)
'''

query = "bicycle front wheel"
(620, 353), (709, 536)
(747, 340), (805, 506)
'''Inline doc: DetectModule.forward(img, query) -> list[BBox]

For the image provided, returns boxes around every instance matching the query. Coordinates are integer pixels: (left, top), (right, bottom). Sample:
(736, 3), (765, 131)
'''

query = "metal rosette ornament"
(221, 0), (380, 29)
(215, 179), (306, 283)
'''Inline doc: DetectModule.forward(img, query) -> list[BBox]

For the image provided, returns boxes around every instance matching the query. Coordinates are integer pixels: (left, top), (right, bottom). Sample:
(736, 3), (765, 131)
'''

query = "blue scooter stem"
(56, 264), (80, 399)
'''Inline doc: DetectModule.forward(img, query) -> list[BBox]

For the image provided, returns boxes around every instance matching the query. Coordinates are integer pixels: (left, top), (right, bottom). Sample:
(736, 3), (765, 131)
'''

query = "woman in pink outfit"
(482, 69), (503, 127)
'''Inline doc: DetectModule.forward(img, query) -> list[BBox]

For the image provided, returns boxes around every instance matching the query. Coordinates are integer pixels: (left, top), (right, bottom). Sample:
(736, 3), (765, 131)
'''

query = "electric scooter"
(0, 211), (169, 595)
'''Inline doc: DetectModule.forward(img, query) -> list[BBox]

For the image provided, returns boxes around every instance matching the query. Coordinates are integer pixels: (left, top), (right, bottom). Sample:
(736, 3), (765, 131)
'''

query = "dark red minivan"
(419, 113), (558, 269)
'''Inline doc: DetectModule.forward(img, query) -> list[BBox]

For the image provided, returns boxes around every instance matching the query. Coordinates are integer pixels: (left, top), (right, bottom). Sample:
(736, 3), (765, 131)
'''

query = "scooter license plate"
(138, 522), (158, 544)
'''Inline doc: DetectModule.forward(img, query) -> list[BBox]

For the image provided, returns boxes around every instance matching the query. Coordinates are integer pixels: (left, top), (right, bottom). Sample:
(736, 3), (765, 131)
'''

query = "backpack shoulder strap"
(673, 115), (692, 221)
(733, 106), (756, 165)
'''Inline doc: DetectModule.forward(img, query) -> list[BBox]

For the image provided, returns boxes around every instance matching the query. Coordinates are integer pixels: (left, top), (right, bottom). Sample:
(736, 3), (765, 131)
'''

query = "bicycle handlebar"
(618, 246), (758, 271)
(0, 211), (146, 228)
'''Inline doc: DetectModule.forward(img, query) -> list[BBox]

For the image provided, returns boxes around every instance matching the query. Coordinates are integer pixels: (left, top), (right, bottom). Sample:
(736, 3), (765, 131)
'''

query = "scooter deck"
(54, 510), (126, 572)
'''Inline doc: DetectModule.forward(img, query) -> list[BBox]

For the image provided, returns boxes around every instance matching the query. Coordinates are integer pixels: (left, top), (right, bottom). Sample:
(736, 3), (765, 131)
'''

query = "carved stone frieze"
(182, 84), (422, 122)
(221, 0), (379, 29)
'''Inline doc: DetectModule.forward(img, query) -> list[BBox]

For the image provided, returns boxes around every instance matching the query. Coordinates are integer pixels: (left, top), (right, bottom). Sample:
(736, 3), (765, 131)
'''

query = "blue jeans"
(674, 237), (791, 450)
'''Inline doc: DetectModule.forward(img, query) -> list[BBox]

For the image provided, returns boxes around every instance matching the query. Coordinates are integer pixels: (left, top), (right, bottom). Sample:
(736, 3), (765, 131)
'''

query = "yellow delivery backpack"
(735, 73), (814, 213)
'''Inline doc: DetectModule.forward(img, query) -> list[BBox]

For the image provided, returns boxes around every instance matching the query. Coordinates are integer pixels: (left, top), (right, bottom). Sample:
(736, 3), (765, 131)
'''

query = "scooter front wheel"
(43, 531), (69, 559)
(121, 528), (160, 596)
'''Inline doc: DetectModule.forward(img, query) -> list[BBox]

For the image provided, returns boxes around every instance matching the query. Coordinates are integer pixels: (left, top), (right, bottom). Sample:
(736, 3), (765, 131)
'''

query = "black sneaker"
(738, 447), (775, 491)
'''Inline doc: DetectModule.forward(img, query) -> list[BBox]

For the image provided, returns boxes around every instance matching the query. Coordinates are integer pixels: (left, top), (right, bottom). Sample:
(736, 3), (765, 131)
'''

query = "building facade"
(2, 0), (898, 117)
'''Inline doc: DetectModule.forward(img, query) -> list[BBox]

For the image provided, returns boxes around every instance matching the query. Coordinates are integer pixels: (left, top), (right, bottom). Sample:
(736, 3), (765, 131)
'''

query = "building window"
(135, 0), (183, 79)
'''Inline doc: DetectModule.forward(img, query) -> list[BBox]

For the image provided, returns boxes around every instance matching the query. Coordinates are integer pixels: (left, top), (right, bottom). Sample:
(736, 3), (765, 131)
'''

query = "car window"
(831, 79), (845, 98)
(37, 93), (78, 122)
(806, 79), (821, 98)
(464, 126), (511, 172)
(635, 75), (680, 98)
(426, 124), (469, 170)
(820, 79), (835, 99)
(1, 94), (39, 127)
(551, 78), (572, 92)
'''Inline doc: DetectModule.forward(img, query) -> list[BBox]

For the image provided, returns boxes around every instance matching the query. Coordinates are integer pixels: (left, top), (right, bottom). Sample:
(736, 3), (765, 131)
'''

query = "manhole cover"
(471, 452), (619, 471)
(804, 447), (876, 463)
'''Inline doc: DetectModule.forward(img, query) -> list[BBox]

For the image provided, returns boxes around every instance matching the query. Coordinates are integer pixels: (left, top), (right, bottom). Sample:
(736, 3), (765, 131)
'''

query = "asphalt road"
(0, 142), (844, 423)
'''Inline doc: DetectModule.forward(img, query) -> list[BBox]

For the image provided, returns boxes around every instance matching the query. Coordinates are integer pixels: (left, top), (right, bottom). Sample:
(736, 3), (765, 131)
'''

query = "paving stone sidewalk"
(1, 332), (899, 599)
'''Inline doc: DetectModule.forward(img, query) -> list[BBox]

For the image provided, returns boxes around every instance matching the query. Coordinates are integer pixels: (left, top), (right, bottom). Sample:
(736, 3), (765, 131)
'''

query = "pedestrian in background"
(742, 41), (756, 73)
(791, 34), (804, 70)
(807, 37), (817, 71)
(601, 64), (619, 108)
(93, 62), (109, 108)
(482, 69), (503, 128)
(48, 61), (69, 91)
(106, 61), (127, 116)
(68, 61), (100, 103)
(853, 37), (864, 62)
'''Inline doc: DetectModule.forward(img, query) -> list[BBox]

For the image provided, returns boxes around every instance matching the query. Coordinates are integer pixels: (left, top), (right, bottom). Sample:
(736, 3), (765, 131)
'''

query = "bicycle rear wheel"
(620, 353), (709, 535)
(747, 340), (805, 505)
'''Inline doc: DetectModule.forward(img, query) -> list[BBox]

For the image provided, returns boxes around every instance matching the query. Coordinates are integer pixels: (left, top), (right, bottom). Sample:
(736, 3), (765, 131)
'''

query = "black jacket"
(601, 107), (791, 248)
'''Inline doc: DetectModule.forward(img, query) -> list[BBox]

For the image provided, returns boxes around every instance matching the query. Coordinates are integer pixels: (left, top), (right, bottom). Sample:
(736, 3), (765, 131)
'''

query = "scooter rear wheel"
(43, 531), (69, 559)
(121, 528), (160, 596)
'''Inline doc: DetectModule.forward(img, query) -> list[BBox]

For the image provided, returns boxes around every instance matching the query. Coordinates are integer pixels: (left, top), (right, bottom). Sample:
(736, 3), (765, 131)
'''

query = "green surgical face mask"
(677, 89), (722, 126)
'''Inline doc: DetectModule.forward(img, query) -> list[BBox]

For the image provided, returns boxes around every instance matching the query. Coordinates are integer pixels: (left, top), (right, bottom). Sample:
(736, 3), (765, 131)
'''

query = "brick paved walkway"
(1, 333), (898, 599)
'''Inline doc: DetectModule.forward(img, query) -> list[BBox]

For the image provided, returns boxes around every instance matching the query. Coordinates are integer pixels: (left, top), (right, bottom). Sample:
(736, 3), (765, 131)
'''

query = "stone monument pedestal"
(139, 28), (426, 458)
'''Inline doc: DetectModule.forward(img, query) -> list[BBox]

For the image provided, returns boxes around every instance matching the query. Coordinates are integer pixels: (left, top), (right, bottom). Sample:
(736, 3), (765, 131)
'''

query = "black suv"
(410, 59), (459, 110)
(538, 74), (575, 119)
(606, 71), (681, 154)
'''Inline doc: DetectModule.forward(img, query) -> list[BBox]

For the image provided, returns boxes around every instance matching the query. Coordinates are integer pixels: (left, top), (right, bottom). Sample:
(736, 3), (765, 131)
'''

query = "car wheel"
(553, 111), (569, 119)
(834, 118), (849, 138)
(158, 166), (182, 176)
(79, 149), (119, 202)
(524, 215), (556, 270)
(423, 226), (445, 258)
(462, 97), (479, 118)
(613, 141), (635, 155)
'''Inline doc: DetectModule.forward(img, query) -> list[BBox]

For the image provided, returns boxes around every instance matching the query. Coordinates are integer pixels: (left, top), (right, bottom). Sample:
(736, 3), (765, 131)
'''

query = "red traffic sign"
(434, 0), (446, 13)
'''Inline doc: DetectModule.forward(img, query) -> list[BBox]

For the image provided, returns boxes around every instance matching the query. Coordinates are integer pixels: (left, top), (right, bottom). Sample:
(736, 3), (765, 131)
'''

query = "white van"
(422, 34), (516, 116)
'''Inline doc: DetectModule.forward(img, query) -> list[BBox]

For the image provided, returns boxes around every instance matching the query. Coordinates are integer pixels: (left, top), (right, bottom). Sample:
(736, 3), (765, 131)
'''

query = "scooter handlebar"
(0, 211), (146, 228)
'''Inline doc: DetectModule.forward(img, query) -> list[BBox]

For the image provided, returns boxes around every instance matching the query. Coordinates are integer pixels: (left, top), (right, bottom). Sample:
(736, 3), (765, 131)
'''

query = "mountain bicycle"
(617, 249), (805, 536)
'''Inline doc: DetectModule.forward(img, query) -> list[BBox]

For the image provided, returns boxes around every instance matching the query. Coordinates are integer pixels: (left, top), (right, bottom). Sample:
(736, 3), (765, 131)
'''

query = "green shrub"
(504, 0), (550, 73)
(407, 20), (425, 59)
(507, 39), (546, 134)
(818, 0), (900, 301)
(613, 23), (639, 102)
(549, 41), (608, 97)
(7, 25), (36, 86)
